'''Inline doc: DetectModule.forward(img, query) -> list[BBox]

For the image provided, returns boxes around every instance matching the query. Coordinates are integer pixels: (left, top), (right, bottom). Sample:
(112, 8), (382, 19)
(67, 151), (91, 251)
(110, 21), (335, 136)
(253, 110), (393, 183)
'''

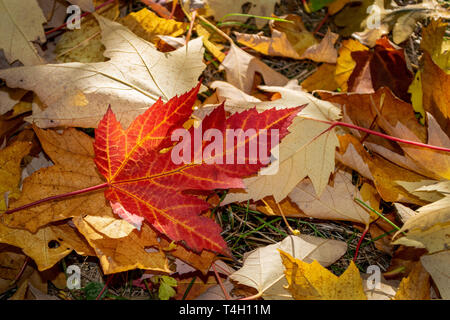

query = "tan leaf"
(68, 0), (94, 11)
(220, 43), (288, 93)
(420, 251), (450, 299)
(230, 235), (347, 299)
(288, 170), (370, 225)
(0, 15), (205, 128)
(393, 186), (450, 254)
(0, 87), (28, 116)
(0, 222), (94, 271)
(0, 0), (46, 65)
(280, 250), (366, 300)
(300, 29), (339, 64)
(3, 127), (111, 232)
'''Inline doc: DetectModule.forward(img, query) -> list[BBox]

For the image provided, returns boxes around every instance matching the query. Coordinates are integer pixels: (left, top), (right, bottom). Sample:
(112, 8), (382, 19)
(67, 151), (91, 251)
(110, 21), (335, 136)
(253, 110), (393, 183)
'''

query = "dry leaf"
(120, 8), (188, 44)
(394, 261), (430, 300)
(335, 39), (369, 91)
(0, 15), (205, 128)
(288, 170), (370, 225)
(229, 235), (347, 299)
(393, 182), (450, 254)
(280, 250), (367, 300)
(0, 0), (46, 65)
(220, 43), (288, 93)
(0, 141), (31, 209)
(204, 0), (279, 29)
(3, 128), (112, 232)
(420, 251), (450, 299)
(301, 64), (339, 92)
(300, 29), (339, 64)
(0, 222), (94, 271)
(73, 216), (170, 275)
(213, 81), (341, 203)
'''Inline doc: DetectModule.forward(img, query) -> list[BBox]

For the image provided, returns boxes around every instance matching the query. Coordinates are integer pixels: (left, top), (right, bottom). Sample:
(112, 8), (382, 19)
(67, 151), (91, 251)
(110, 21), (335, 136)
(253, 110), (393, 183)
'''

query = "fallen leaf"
(234, 15), (318, 60)
(0, 141), (31, 209)
(394, 261), (430, 300)
(0, 15), (206, 128)
(204, 0), (280, 29)
(220, 43), (288, 93)
(420, 251), (450, 299)
(120, 8), (188, 44)
(421, 52), (450, 133)
(348, 37), (413, 101)
(3, 127), (112, 232)
(301, 64), (339, 92)
(361, 274), (399, 300)
(230, 235), (347, 299)
(420, 18), (450, 72)
(335, 39), (369, 91)
(54, 0), (119, 63)
(280, 250), (367, 300)
(0, 87), (28, 116)
(393, 183), (450, 254)
(68, 0), (94, 12)
(394, 203), (417, 223)
(215, 81), (341, 203)
(93, 84), (299, 254)
(0, 0), (46, 65)
(73, 216), (170, 275)
(300, 29), (339, 64)
(0, 222), (94, 271)
(289, 170), (370, 224)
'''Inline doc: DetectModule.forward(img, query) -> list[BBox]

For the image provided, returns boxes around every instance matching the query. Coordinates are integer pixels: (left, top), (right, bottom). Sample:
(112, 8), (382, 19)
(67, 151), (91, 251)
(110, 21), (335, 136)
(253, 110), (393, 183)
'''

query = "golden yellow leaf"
(196, 24), (225, 62)
(408, 71), (424, 124)
(120, 8), (188, 44)
(301, 64), (339, 92)
(420, 18), (450, 72)
(280, 250), (367, 300)
(335, 39), (369, 91)
(0, 141), (31, 208)
(394, 261), (430, 300)
(327, 0), (351, 15)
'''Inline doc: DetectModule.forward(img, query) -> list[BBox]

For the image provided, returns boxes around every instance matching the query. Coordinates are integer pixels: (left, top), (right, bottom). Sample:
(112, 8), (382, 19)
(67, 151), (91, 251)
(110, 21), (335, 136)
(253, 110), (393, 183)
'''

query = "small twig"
(353, 225), (369, 262)
(96, 274), (114, 300)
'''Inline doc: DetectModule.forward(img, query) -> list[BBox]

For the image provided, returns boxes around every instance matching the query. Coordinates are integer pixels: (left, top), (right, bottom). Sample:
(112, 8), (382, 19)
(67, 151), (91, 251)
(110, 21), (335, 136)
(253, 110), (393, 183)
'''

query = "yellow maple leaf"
(335, 39), (368, 91)
(394, 261), (430, 300)
(279, 250), (367, 300)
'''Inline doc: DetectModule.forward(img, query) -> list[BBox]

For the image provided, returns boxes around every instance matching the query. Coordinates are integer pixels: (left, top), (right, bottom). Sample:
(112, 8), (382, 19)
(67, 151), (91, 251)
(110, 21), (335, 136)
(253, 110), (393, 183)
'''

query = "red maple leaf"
(93, 83), (300, 255)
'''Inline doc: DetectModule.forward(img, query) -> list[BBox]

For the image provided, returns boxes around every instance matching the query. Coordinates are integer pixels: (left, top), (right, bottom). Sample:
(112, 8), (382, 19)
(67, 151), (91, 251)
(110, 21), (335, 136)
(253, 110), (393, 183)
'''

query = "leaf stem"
(4, 183), (109, 215)
(307, 118), (450, 153)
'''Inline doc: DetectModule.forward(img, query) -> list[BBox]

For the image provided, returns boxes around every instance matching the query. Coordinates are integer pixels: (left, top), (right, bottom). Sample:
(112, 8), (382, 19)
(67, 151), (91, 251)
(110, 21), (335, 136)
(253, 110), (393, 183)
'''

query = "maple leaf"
(93, 84), (300, 255)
